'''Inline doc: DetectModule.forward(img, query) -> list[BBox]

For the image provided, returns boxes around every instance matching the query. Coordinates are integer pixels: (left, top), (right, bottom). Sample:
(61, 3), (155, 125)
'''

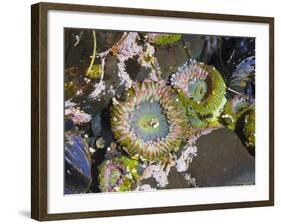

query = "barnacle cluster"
(170, 59), (226, 128)
(110, 79), (189, 161)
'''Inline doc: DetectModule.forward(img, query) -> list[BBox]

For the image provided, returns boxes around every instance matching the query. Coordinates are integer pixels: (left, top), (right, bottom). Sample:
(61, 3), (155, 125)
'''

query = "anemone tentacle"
(170, 59), (226, 127)
(111, 79), (189, 161)
(220, 95), (252, 130)
(98, 156), (141, 192)
(243, 108), (255, 150)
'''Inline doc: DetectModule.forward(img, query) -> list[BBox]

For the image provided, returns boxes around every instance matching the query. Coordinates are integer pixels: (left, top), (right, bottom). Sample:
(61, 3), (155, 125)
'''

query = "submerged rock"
(90, 113), (102, 137)
(189, 128), (255, 187)
(155, 42), (188, 80)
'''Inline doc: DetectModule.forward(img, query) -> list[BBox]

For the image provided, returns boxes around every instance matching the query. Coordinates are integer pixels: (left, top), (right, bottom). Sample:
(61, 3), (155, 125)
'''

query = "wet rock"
(182, 35), (220, 64)
(155, 42), (189, 80)
(166, 167), (195, 189)
(104, 55), (119, 82)
(115, 84), (127, 100)
(100, 110), (115, 145)
(96, 31), (123, 53)
(189, 128), (255, 187)
(88, 136), (96, 148)
(140, 176), (159, 188)
(136, 66), (152, 82)
(104, 142), (122, 160)
(91, 113), (102, 137)
(140, 166), (195, 190)
(64, 29), (93, 69)
(124, 57), (151, 82)
(125, 56), (141, 80)
(64, 118), (75, 131)
(182, 35), (205, 59)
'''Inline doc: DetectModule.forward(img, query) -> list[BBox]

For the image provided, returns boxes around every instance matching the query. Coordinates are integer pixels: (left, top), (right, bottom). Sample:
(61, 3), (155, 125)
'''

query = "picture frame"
(31, 2), (274, 221)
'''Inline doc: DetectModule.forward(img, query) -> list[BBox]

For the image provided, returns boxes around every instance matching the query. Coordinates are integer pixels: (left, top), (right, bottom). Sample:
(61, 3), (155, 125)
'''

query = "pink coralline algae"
(65, 107), (92, 125)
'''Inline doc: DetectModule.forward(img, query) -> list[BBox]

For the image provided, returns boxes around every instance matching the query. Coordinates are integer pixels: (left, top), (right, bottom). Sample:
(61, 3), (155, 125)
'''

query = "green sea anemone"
(170, 60), (226, 128)
(150, 34), (182, 46)
(65, 81), (77, 99)
(110, 80), (189, 161)
(220, 96), (251, 130)
(243, 108), (255, 150)
(98, 156), (142, 192)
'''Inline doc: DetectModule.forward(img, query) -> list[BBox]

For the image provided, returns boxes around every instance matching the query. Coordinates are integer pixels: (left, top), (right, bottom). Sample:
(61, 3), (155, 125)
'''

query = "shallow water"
(64, 29), (255, 194)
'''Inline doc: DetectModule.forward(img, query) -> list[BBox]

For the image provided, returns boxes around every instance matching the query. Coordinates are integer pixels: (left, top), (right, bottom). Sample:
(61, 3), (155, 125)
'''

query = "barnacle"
(110, 79), (189, 161)
(171, 60), (226, 128)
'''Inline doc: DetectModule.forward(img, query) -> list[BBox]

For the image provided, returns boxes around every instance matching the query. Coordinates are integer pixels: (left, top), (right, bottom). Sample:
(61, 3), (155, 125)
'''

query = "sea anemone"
(243, 108), (255, 150)
(229, 56), (255, 102)
(64, 81), (77, 99)
(110, 80), (189, 161)
(170, 59), (226, 128)
(146, 33), (182, 46)
(220, 95), (252, 130)
(98, 156), (142, 192)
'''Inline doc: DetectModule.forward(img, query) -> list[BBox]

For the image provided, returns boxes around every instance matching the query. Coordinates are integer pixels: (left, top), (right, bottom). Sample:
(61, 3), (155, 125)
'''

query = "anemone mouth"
(111, 80), (189, 161)
(171, 59), (226, 117)
(130, 101), (169, 142)
(188, 79), (208, 102)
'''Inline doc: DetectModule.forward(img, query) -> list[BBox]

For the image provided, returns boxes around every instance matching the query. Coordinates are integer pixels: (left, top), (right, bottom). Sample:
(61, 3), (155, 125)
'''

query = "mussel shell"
(64, 136), (92, 194)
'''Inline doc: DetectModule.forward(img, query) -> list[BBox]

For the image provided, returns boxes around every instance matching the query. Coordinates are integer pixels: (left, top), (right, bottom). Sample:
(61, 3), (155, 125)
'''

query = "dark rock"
(140, 176), (159, 188)
(104, 55), (119, 82)
(64, 29), (93, 69)
(125, 56), (141, 80)
(125, 56), (151, 82)
(182, 35), (205, 60)
(135, 66), (152, 82)
(189, 128), (255, 187)
(166, 167), (194, 189)
(115, 85), (127, 100)
(64, 118), (75, 131)
(91, 113), (102, 137)
(155, 42), (189, 80)
(96, 31), (123, 53)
